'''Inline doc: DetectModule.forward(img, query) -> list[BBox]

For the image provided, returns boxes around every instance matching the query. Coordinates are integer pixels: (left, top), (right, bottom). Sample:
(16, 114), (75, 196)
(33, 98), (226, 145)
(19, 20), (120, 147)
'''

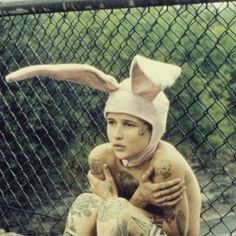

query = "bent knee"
(69, 193), (103, 217)
(75, 192), (103, 203)
(97, 197), (130, 223)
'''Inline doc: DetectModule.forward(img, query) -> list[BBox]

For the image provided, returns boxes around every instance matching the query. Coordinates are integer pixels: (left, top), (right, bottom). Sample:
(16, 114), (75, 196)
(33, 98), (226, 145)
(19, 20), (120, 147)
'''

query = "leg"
(64, 193), (103, 236)
(96, 197), (166, 236)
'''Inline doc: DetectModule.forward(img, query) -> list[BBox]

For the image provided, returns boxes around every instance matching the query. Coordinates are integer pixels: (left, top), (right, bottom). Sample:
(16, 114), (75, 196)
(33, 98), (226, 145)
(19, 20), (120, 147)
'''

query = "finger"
(155, 180), (185, 196)
(158, 194), (183, 207)
(154, 178), (183, 191)
(155, 186), (186, 202)
(141, 166), (154, 182)
(87, 171), (97, 185)
(103, 164), (113, 181)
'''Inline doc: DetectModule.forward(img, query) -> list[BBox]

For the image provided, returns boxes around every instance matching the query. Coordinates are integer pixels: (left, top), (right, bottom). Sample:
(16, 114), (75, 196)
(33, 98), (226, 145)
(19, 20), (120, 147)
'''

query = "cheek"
(126, 135), (150, 152)
(106, 127), (112, 139)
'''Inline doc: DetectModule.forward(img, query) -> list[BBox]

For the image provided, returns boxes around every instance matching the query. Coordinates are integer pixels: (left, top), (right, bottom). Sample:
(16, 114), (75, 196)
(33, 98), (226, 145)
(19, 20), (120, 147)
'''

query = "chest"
(114, 170), (139, 199)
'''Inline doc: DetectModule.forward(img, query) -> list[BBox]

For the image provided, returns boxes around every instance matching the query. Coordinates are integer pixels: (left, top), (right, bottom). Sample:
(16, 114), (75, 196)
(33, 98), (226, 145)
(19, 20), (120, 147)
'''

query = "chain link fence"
(0, 1), (235, 235)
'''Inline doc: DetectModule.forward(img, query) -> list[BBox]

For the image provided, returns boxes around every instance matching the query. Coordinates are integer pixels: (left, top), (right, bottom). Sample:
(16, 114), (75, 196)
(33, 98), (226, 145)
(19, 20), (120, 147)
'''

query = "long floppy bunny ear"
(130, 55), (181, 101)
(6, 64), (119, 92)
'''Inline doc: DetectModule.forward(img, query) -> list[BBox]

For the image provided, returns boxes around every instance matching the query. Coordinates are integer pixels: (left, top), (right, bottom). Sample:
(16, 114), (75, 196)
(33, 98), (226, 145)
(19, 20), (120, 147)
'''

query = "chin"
(113, 151), (130, 160)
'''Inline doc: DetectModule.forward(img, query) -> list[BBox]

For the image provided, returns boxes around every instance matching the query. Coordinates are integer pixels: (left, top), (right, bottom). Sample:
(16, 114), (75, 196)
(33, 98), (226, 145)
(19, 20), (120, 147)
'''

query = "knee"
(69, 193), (103, 217)
(97, 197), (129, 223)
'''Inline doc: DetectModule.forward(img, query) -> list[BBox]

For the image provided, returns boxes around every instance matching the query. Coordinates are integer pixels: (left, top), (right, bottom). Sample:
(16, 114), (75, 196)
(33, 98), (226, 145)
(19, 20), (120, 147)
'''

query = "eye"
(107, 120), (116, 126)
(124, 122), (137, 128)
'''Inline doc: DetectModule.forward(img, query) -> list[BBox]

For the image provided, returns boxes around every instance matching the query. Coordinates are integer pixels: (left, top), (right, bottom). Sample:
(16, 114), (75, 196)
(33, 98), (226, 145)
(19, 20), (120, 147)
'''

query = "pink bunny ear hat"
(6, 55), (181, 167)
(104, 55), (181, 166)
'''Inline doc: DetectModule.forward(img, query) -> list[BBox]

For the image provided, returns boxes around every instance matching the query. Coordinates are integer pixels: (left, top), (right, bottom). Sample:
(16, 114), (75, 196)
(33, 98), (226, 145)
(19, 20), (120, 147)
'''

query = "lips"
(113, 144), (125, 151)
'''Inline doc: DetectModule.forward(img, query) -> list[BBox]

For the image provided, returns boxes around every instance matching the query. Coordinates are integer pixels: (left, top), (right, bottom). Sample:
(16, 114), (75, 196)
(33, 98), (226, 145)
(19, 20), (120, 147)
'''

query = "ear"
(6, 64), (119, 92)
(130, 55), (181, 101)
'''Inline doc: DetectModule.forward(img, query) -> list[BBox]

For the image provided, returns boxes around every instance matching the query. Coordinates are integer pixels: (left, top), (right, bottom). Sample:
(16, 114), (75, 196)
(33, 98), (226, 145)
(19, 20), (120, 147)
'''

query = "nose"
(113, 124), (123, 139)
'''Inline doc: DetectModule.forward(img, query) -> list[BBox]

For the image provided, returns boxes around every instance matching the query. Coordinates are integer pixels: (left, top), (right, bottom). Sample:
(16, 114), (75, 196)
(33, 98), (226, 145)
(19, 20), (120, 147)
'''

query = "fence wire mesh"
(0, 1), (235, 235)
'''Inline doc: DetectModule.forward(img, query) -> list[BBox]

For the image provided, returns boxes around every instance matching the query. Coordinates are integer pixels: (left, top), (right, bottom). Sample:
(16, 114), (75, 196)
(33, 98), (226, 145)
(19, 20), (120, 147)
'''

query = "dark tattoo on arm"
(151, 214), (163, 228)
(176, 210), (186, 236)
(89, 159), (103, 175)
(163, 206), (176, 224)
(154, 160), (172, 180)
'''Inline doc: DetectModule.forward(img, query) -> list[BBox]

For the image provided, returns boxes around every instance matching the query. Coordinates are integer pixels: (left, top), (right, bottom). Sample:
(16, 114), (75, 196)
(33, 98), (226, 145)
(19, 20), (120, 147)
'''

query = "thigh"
(64, 193), (103, 236)
(97, 197), (166, 236)
(127, 204), (166, 236)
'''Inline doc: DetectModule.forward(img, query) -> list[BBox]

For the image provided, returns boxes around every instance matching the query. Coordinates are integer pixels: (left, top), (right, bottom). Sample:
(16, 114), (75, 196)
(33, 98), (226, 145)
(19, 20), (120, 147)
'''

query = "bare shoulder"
(89, 143), (114, 160)
(88, 143), (115, 177)
(151, 140), (187, 181)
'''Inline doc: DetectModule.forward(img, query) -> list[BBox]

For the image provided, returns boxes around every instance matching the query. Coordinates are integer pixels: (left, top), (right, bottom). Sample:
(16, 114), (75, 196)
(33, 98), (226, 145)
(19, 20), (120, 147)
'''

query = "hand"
(87, 164), (118, 199)
(131, 166), (185, 208)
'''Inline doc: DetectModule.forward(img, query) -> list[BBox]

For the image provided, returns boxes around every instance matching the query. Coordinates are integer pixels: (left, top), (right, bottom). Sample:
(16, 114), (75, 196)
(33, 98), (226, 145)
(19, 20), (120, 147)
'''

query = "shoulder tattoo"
(89, 159), (103, 175)
(154, 160), (172, 180)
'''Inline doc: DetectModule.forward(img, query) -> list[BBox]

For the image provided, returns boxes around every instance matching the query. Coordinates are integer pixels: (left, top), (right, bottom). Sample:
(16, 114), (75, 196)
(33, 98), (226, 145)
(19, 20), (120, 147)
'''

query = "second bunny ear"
(6, 64), (119, 92)
(130, 55), (181, 101)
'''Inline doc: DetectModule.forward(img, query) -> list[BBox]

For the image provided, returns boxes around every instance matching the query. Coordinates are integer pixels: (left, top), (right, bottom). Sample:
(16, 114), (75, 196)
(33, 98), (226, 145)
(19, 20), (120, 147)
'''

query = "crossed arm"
(87, 149), (187, 235)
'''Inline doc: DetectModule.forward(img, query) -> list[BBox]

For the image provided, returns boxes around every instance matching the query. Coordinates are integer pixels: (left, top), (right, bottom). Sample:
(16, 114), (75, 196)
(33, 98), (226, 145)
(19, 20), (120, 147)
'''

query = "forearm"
(162, 193), (189, 236)
(129, 188), (147, 208)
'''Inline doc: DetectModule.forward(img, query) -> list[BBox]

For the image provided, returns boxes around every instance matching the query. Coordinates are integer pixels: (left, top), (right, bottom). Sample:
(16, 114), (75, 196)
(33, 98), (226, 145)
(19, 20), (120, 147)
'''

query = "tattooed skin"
(151, 214), (164, 228)
(154, 160), (172, 180)
(89, 159), (103, 175)
(163, 206), (176, 224)
(110, 218), (128, 236)
(98, 198), (126, 222)
(132, 217), (166, 236)
(116, 171), (138, 199)
(176, 210), (186, 236)
(70, 194), (101, 218)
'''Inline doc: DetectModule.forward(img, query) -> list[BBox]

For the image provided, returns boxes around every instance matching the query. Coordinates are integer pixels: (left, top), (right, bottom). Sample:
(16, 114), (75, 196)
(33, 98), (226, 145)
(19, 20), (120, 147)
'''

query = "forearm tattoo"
(151, 214), (163, 228)
(90, 159), (103, 175)
(163, 206), (176, 224)
(154, 160), (172, 180)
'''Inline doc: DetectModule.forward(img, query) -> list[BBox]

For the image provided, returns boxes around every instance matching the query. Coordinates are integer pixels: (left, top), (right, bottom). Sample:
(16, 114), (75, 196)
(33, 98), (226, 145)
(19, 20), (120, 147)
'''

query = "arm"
(130, 166), (185, 209)
(152, 154), (189, 236)
(89, 145), (185, 208)
(87, 144), (118, 199)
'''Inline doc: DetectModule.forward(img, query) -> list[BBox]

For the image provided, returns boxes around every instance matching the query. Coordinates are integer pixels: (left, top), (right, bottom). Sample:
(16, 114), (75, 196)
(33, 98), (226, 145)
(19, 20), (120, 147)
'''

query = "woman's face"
(106, 113), (151, 160)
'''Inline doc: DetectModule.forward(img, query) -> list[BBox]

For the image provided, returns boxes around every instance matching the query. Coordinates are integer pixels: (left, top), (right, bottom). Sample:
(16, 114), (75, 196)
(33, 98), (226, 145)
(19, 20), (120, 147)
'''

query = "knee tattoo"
(97, 197), (128, 223)
(69, 193), (102, 218)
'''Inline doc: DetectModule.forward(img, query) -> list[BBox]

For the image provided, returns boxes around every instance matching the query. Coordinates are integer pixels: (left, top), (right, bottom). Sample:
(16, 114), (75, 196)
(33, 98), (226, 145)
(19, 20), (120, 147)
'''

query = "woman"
(6, 55), (201, 236)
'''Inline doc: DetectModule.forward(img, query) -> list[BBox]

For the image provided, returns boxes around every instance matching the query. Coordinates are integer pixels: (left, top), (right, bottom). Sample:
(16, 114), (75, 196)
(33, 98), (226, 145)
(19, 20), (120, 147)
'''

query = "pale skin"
(64, 113), (201, 236)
